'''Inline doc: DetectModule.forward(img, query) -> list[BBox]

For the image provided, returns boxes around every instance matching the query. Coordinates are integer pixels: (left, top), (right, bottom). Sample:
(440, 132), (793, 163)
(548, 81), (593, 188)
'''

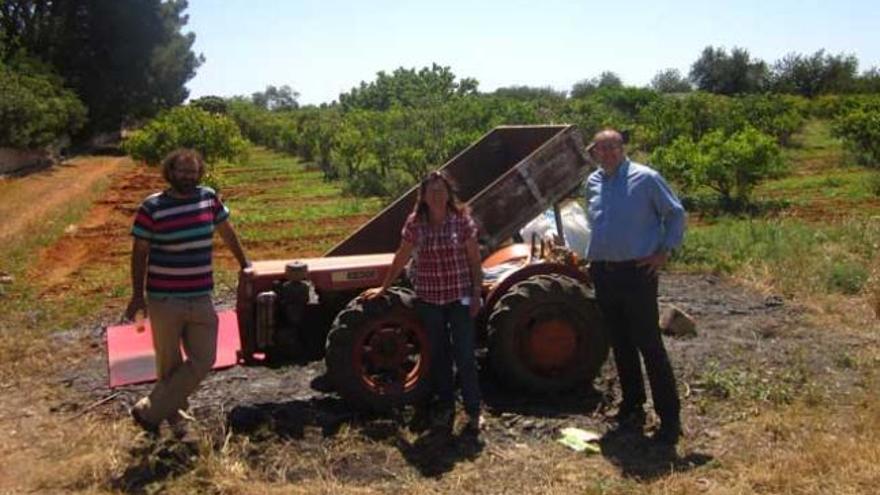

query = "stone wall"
(0, 148), (53, 175)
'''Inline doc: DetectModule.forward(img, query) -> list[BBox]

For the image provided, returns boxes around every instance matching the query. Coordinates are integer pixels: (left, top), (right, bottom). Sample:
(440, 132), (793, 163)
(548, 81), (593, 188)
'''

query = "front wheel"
(325, 287), (432, 411)
(488, 274), (608, 393)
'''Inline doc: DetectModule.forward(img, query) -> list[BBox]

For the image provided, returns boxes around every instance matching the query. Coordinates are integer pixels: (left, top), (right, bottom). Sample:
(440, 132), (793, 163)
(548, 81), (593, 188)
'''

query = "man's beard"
(171, 179), (198, 195)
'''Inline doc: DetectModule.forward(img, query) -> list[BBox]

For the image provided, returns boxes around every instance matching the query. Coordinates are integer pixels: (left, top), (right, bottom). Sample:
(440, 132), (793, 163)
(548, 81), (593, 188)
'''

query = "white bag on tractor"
(519, 200), (591, 257)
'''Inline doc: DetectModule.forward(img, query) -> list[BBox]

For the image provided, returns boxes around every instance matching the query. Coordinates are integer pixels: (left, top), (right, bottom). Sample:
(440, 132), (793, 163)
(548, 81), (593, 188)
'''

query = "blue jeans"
(416, 300), (482, 415)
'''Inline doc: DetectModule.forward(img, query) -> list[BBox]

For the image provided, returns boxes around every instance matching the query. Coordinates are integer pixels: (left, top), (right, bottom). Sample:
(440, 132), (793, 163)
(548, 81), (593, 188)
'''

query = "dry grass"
(867, 255), (880, 320)
(21, 374), (878, 494)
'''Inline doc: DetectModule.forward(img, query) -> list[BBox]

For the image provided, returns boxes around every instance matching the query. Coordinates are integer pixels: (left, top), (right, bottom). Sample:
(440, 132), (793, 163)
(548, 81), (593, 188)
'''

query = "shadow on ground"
(600, 429), (714, 480)
(225, 393), (484, 479)
(110, 437), (201, 494)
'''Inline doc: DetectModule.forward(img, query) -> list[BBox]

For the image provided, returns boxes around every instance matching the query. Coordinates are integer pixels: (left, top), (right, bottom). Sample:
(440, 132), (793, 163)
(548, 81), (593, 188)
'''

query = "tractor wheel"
(325, 287), (432, 411)
(488, 274), (608, 393)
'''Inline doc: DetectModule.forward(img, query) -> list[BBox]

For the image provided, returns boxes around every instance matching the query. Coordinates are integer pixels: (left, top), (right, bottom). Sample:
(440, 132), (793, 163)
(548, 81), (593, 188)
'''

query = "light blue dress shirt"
(585, 159), (686, 261)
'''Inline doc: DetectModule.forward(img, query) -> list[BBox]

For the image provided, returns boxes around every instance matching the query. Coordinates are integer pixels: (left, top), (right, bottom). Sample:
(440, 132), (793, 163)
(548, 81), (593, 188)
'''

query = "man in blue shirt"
(585, 128), (686, 445)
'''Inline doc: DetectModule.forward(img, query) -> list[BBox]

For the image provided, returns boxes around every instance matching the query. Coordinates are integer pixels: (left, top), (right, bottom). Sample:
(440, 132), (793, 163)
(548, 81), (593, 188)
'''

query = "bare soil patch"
(28, 161), (166, 294)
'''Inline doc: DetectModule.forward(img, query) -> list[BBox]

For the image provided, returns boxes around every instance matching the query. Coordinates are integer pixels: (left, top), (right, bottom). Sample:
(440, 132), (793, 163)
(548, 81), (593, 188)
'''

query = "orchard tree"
(689, 46), (769, 95)
(833, 107), (880, 167)
(650, 68), (692, 93)
(189, 95), (228, 114)
(0, 56), (86, 148)
(650, 126), (785, 209)
(771, 50), (858, 97)
(122, 106), (248, 167)
(492, 85), (567, 101)
(339, 63), (479, 111)
(855, 67), (880, 93)
(252, 84), (300, 111)
(570, 71), (623, 98)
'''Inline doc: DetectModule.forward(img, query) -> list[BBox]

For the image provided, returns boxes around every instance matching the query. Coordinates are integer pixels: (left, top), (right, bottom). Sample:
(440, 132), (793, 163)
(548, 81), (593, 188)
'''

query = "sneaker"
(130, 407), (159, 436)
(167, 411), (191, 440)
(651, 423), (683, 445)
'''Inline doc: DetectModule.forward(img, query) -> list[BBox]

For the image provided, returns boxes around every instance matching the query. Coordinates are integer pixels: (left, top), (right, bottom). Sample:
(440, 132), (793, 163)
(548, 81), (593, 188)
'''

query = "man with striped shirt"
(124, 149), (249, 436)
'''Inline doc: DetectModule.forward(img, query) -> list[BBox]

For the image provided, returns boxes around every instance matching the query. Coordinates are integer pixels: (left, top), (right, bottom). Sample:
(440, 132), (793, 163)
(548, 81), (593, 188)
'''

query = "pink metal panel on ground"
(106, 309), (240, 388)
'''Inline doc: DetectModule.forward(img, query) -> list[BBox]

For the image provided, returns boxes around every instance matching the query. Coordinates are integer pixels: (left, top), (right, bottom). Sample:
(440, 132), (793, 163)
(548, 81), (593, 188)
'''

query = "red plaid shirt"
(402, 210), (478, 305)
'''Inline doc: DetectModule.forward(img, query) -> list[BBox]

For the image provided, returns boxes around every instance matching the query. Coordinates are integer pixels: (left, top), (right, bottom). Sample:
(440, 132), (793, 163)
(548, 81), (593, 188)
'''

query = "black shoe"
(409, 406), (432, 433)
(131, 408), (159, 436)
(463, 412), (484, 435)
(431, 407), (454, 431)
(651, 423), (682, 445)
(610, 406), (646, 430)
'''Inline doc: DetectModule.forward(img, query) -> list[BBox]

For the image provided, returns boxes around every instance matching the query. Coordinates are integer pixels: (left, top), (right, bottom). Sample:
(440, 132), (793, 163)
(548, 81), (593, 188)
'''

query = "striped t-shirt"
(131, 187), (230, 298)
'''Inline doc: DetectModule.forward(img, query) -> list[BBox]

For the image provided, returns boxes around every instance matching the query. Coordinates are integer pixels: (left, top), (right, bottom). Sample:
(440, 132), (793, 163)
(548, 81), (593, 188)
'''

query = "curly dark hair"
(161, 149), (206, 184)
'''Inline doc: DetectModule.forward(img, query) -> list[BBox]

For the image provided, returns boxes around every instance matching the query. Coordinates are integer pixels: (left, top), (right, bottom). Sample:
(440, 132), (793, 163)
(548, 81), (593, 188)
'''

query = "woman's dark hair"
(412, 170), (467, 220)
(161, 148), (206, 183)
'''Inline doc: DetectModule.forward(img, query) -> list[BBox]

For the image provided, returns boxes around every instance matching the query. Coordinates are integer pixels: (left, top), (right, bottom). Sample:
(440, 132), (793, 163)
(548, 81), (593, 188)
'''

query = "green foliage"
(590, 87), (660, 120)
(832, 106), (880, 166)
(1, 0), (203, 134)
(122, 106), (248, 166)
(651, 127), (785, 208)
(826, 260), (868, 295)
(636, 92), (806, 151)
(689, 46), (769, 95)
(339, 63), (478, 111)
(0, 58), (86, 148)
(189, 96), (228, 114)
(562, 97), (630, 141)
(492, 85), (567, 102)
(771, 50), (859, 97)
(734, 94), (807, 145)
(251, 85), (299, 111)
(854, 67), (880, 93)
(570, 71), (623, 99)
(697, 360), (802, 405)
(226, 79), (547, 199)
(329, 98), (530, 198)
(650, 68), (692, 93)
(674, 217), (880, 300)
(868, 173), (880, 197)
(637, 92), (741, 149)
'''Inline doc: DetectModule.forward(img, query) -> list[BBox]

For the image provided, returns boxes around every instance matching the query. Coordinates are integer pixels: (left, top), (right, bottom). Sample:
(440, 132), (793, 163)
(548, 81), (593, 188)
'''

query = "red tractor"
(236, 125), (608, 410)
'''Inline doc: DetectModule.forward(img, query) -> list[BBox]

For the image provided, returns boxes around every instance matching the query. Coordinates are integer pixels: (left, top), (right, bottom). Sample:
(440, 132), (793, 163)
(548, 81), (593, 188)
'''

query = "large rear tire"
(488, 274), (608, 393)
(325, 287), (432, 411)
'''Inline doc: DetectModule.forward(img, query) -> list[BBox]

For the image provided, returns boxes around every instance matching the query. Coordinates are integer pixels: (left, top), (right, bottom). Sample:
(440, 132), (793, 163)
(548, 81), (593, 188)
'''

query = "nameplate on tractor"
(330, 269), (378, 283)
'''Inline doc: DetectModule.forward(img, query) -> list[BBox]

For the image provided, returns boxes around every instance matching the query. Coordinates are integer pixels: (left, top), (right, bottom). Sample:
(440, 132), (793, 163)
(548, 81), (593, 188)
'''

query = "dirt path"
(0, 157), (131, 247)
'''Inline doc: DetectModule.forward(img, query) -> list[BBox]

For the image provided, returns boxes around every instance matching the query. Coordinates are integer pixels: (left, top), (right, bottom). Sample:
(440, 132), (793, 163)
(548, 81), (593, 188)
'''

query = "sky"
(184, 0), (880, 106)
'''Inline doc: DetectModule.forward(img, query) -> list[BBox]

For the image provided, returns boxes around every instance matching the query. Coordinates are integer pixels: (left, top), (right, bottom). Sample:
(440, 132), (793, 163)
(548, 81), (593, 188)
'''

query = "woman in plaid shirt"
(365, 171), (484, 432)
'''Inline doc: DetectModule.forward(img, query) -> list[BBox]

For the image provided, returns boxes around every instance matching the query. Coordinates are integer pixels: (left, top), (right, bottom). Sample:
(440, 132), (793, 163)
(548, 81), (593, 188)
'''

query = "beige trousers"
(134, 295), (218, 425)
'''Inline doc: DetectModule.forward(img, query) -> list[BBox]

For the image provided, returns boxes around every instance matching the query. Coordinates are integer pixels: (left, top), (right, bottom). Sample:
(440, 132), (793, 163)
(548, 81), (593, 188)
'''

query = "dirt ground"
(37, 270), (870, 490)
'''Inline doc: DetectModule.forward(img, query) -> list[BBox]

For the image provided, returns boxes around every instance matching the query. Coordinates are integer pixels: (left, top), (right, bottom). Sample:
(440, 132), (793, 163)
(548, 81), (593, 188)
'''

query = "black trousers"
(589, 263), (681, 426)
